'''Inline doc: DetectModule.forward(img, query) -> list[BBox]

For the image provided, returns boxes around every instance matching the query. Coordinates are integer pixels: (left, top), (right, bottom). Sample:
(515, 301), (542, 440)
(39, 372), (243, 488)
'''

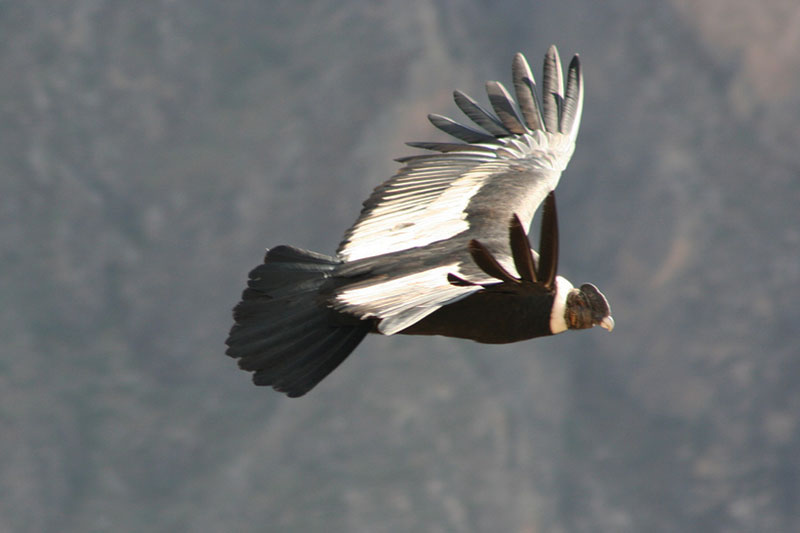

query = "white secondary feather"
(340, 161), (501, 261)
(332, 265), (480, 335)
(338, 132), (575, 262)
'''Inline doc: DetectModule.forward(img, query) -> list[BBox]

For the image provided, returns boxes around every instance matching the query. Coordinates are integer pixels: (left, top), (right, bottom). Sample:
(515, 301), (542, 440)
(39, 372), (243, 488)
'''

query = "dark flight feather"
(536, 192), (559, 289)
(509, 214), (538, 283)
(512, 53), (544, 131)
(427, 113), (501, 144)
(452, 90), (510, 137)
(468, 239), (519, 284)
(560, 55), (583, 135)
(541, 45), (564, 133)
(485, 80), (527, 134)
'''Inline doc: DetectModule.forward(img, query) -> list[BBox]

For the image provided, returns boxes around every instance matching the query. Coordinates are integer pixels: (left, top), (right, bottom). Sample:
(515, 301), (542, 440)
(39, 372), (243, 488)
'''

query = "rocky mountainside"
(2, 1), (798, 531)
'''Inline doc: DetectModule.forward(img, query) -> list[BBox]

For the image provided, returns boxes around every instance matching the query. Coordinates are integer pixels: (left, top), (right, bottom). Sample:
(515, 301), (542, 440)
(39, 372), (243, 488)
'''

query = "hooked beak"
(599, 316), (615, 332)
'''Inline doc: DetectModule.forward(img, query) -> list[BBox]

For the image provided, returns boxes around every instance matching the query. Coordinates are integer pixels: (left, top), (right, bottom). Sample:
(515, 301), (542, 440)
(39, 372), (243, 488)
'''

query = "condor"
(226, 47), (614, 397)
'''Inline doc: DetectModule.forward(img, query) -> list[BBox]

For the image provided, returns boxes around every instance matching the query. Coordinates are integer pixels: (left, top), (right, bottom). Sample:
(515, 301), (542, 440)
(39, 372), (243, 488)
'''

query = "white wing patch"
(340, 160), (507, 261)
(338, 131), (576, 263)
(331, 264), (480, 335)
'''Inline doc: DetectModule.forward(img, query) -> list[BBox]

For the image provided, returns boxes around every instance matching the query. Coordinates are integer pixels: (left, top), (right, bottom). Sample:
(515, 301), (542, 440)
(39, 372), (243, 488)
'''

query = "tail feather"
(228, 300), (321, 353)
(269, 325), (365, 385)
(235, 307), (335, 371)
(273, 327), (368, 398)
(226, 245), (369, 397)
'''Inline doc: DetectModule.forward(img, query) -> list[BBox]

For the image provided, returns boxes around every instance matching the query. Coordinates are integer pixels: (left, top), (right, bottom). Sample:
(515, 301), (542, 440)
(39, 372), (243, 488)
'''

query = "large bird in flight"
(226, 47), (614, 397)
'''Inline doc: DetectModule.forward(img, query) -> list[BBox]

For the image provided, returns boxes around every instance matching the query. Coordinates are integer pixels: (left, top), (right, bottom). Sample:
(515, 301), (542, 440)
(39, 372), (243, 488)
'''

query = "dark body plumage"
(400, 287), (555, 343)
(226, 48), (614, 397)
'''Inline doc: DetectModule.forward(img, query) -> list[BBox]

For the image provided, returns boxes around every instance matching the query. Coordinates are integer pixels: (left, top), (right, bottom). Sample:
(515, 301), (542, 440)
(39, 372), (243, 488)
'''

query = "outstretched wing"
(336, 47), (583, 263)
(331, 48), (583, 335)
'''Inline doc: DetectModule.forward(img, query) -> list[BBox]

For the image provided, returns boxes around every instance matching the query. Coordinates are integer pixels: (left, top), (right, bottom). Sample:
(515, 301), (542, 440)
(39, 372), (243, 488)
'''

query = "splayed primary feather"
(337, 49), (582, 264)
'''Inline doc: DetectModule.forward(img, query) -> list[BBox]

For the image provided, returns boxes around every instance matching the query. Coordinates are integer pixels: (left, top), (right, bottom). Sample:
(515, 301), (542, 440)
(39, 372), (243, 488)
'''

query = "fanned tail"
(226, 246), (368, 397)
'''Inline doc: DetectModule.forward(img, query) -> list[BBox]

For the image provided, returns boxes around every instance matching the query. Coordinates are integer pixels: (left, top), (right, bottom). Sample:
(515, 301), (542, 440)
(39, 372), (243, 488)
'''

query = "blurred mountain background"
(2, 1), (799, 531)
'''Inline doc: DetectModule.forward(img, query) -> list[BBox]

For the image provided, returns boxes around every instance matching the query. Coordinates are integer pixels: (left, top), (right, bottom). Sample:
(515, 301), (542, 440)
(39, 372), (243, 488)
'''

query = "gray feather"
(512, 53), (544, 132)
(485, 80), (527, 134)
(559, 55), (583, 137)
(453, 90), (510, 137)
(428, 113), (502, 144)
(404, 141), (496, 154)
(541, 45), (564, 133)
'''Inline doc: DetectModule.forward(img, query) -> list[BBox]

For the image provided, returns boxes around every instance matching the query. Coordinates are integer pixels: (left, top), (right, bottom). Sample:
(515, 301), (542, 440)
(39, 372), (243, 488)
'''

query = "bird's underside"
(225, 47), (614, 397)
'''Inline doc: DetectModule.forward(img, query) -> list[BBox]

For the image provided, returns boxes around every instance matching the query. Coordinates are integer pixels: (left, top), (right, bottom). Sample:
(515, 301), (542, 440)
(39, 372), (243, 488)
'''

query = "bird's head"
(564, 282), (614, 331)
